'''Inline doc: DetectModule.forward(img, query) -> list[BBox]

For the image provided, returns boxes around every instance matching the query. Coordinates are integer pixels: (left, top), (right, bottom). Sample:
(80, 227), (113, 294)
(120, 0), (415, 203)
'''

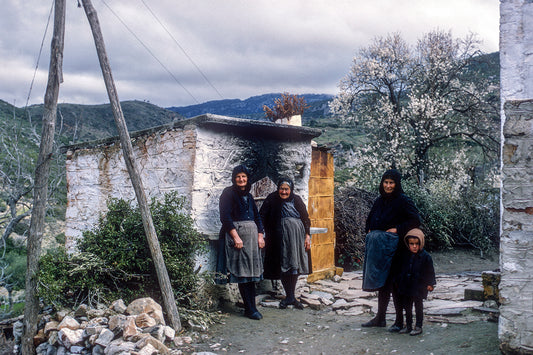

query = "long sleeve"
(219, 187), (236, 233)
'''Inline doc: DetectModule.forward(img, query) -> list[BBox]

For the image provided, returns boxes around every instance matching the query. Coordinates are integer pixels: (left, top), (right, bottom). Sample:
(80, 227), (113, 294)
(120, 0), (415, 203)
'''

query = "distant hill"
(167, 93), (334, 122)
(23, 100), (183, 143)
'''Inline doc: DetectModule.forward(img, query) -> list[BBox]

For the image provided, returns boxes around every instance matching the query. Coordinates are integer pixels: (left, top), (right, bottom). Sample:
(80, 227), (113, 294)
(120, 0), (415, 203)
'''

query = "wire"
(24, 0), (55, 112)
(140, 0), (224, 100)
(100, 0), (200, 104)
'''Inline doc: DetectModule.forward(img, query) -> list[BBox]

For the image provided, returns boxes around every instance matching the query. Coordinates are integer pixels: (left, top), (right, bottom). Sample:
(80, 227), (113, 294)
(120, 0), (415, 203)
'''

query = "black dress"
(260, 192), (311, 279)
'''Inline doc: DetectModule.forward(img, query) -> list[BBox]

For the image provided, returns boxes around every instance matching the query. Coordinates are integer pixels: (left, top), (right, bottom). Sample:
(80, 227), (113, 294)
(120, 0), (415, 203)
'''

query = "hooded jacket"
(365, 169), (420, 239)
(396, 228), (436, 299)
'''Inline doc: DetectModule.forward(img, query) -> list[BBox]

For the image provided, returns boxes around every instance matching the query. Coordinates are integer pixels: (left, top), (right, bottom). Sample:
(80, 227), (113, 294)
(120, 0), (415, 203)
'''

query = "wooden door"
(307, 147), (342, 282)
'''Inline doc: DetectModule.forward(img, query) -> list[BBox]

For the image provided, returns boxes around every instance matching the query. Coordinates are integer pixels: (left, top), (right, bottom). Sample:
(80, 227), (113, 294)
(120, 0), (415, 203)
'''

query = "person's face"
(235, 172), (248, 190)
(278, 183), (291, 200)
(408, 238), (420, 254)
(382, 178), (396, 194)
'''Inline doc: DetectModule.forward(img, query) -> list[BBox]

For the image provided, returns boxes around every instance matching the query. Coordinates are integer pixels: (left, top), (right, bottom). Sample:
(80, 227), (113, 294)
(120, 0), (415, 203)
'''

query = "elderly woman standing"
(361, 169), (421, 331)
(218, 165), (265, 320)
(260, 177), (311, 309)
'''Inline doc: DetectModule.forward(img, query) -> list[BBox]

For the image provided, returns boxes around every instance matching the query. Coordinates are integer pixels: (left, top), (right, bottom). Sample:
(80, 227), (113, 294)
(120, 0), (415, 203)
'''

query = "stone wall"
(64, 115), (320, 275)
(499, 100), (533, 354)
(65, 127), (196, 250)
(499, 1), (533, 352)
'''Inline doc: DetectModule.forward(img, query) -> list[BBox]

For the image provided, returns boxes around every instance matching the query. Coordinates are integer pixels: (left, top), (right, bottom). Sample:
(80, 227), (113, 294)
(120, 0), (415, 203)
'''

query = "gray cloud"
(1, 0), (499, 108)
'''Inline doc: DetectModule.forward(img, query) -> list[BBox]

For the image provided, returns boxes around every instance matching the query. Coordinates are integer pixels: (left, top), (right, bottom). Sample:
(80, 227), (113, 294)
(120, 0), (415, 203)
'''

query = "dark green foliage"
(38, 192), (206, 308)
(403, 181), (499, 253)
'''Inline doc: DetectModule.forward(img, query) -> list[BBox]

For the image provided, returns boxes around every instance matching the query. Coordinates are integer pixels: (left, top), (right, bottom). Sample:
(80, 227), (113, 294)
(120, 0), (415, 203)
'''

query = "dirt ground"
(189, 249), (501, 355)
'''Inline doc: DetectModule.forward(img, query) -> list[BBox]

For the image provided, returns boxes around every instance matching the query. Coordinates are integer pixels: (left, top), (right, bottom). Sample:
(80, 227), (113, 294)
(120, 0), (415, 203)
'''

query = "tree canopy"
(330, 30), (499, 187)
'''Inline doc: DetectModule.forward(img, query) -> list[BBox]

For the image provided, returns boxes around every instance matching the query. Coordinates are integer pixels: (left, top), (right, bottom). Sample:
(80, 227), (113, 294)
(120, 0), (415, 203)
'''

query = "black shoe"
(399, 326), (412, 334)
(245, 311), (263, 320)
(410, 326), (422, 336)
(361, 317), (386, 327)
(292, 300), (304, 310)
(279, 299), (290, 309)
(388, 324), (402, 332)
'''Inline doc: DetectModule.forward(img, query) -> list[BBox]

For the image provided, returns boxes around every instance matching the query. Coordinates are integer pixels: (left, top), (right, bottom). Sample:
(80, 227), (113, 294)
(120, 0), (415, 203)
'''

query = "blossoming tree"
(330, 30), (499, 187)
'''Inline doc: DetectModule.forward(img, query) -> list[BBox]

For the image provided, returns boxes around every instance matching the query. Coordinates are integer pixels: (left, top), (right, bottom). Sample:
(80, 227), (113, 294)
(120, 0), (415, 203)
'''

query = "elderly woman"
(260, 177), (311, 309)
(218, 165), (265, 320)
(361, 169), (421, 332)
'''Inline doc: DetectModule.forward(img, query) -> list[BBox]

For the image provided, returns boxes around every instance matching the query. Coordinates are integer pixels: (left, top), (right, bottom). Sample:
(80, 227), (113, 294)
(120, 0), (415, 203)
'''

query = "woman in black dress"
(361, 169), (421, 332)
(260, 177), (311, 309)
(218, 165), (265, 320)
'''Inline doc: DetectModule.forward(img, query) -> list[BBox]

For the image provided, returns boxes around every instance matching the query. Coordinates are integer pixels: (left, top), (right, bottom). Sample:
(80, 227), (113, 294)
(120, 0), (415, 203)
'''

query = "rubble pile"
(15, 297), (194, 355)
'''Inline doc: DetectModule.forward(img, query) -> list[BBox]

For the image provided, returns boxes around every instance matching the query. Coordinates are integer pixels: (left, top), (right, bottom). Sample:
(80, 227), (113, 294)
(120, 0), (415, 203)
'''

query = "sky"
(1, 0), (499, 108)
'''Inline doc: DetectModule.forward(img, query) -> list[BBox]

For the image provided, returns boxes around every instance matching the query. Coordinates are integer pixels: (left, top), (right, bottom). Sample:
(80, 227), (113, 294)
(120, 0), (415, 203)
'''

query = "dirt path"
(188, 249), (501, 355)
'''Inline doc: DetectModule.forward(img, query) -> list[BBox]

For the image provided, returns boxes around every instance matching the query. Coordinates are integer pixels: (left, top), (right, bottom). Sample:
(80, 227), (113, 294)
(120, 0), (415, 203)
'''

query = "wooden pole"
(22, 0), (65, 353)
(80, 0), (181, 331)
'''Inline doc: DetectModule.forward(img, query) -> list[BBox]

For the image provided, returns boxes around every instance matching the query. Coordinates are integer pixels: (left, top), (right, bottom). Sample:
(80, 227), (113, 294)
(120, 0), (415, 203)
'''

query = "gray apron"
(225, 220), (263, 278)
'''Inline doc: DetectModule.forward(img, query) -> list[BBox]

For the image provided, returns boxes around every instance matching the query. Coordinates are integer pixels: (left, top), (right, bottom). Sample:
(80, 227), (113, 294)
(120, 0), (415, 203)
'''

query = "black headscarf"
(231, 164), (251, 195)
(277, 176), (295, 200)
(378, 169), (404, 198)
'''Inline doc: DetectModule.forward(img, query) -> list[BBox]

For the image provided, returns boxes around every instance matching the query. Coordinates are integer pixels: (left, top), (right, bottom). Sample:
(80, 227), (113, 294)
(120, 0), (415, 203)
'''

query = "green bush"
(404, 180), (499, 253)
(38, 192), (207, 308)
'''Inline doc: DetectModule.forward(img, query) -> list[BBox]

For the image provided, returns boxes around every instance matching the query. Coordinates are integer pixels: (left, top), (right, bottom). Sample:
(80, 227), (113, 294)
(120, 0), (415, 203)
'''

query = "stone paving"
(260, 271), (499, 324)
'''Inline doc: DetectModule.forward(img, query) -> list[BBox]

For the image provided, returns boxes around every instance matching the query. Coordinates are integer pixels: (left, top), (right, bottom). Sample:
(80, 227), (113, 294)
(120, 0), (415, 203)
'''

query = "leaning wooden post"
(22, 0), (65, 353)
(80, 0), (181, 331)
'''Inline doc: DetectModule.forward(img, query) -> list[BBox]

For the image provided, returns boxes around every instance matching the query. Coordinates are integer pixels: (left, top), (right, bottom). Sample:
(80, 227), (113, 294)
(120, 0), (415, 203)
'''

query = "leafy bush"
(403, 179), (499, 253)
(38, 192), (207, 308)
(334, 176), (499, 271)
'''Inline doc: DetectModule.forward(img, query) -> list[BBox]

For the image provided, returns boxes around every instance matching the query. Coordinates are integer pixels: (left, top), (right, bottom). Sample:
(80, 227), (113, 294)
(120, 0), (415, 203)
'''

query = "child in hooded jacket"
(396, 228), (436, 336)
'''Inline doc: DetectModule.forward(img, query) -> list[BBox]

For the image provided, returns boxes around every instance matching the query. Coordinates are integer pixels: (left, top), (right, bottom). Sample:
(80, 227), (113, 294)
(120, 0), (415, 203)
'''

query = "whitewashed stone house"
(64, 114), (321, 272)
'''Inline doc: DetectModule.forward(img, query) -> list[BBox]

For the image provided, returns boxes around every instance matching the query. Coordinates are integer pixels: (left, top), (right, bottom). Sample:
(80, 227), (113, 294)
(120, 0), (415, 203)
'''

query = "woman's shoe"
(279, 299), (290, 309)
(410, 326), (423, 336)
(245, 311), (263, 320)
(399, 326), (412, 334)
(292, 300), (304, 310)
(388, 324), (402, 332)
(361, 317), (386, 327)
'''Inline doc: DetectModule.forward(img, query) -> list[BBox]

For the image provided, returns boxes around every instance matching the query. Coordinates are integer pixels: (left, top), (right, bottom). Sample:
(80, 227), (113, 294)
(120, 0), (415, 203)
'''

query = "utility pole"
(22, 0), (65, 353)
(80, 0), (181, 331)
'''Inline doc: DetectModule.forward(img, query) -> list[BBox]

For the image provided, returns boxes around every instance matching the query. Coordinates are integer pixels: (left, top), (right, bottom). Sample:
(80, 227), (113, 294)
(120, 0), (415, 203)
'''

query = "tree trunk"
(81, 0), (181, 331)
(21, 0), (65, 353)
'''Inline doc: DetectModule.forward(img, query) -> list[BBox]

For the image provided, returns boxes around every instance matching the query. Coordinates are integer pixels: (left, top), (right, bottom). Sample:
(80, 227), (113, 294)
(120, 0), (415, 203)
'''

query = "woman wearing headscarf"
(218, 165), (265, 320)
(361, 169), (421, 332)
(260, 177), (311, 309)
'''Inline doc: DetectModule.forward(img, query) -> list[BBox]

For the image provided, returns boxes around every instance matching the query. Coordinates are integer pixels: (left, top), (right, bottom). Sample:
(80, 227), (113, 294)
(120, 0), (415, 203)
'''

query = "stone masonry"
(64, 114), (320, 271)
(499, 0), (533, 353)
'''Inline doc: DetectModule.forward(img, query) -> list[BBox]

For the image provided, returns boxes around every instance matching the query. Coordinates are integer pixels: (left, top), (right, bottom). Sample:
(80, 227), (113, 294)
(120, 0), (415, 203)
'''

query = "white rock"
(58, 328), (85, 349)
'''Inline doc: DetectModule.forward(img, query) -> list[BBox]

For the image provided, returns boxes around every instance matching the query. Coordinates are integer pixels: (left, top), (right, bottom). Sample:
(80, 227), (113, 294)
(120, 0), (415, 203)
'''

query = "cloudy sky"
(1, 0), (499, 108)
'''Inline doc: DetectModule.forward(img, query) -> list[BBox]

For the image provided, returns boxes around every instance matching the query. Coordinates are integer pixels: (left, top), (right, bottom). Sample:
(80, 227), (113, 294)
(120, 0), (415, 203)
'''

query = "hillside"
(22, 100), (183, 144)
(167, 93), (334, 121)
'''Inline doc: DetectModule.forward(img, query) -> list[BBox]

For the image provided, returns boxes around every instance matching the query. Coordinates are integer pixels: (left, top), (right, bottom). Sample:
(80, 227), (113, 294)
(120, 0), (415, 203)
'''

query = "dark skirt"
(362, 230), (399, 291)
(264, 217), (309, 279)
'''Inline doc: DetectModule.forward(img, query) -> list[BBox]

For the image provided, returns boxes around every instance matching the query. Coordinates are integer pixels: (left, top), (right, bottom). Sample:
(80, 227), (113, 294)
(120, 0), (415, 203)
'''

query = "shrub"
(38, 192), (207, 309)
(334, 177), (499, 270)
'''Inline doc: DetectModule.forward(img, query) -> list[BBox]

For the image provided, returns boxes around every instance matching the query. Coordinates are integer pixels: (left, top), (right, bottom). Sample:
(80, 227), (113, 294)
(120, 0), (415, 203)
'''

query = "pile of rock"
(24, 297), (187, 355)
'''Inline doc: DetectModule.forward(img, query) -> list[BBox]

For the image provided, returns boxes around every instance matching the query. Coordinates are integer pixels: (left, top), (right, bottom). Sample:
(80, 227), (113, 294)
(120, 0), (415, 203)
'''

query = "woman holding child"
(361, 169), (421, 332)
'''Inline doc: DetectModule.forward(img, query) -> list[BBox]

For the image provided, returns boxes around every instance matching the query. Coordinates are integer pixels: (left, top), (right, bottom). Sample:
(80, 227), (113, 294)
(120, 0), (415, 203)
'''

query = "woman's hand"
(304, 234), (311, 251)
(229, 229), (243, 249)
(427, 285), (434, 292)
(258, 233), (265, 249)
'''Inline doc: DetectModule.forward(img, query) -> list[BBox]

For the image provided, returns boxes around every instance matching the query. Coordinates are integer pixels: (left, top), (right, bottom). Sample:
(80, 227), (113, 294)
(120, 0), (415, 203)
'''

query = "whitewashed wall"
(65, 128), (196, 250)
(64, 115), (319, 276)
(499, 0), (533, 353)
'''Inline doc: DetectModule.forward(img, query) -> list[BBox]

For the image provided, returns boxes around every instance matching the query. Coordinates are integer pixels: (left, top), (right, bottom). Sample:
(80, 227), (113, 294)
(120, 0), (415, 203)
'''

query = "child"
(396, 228), (436, 336)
